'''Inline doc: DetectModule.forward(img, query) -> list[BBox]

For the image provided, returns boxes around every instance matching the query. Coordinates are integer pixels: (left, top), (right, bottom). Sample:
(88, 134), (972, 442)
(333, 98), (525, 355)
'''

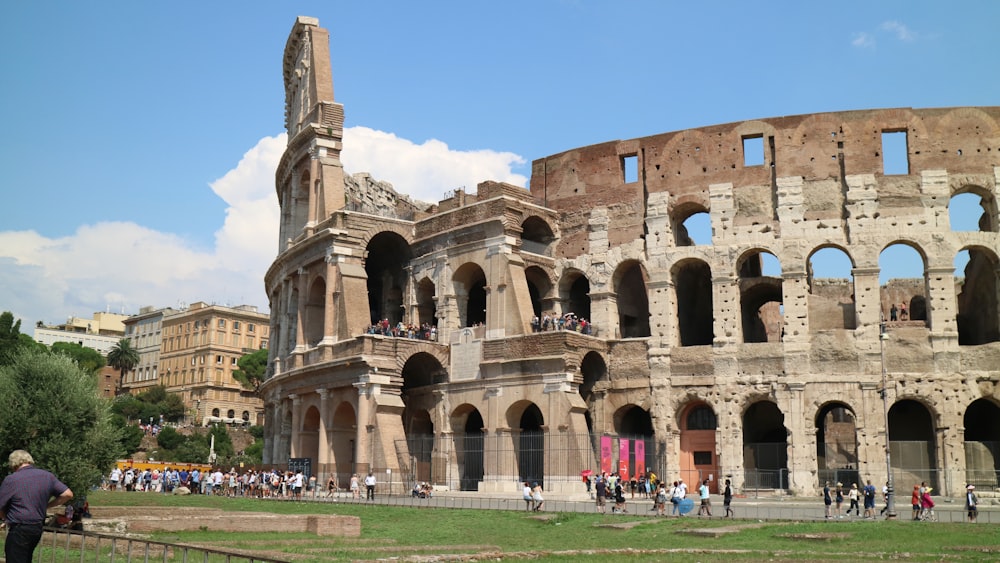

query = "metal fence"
(1, 525), (289, 563)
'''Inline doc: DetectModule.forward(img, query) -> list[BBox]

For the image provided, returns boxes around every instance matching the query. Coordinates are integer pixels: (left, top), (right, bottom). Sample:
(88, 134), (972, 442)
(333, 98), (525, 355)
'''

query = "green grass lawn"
(87, 491), (1000, 562)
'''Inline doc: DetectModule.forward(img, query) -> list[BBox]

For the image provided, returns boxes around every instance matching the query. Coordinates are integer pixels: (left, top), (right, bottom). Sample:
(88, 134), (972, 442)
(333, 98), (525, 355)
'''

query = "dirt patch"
(776, 532), (851, 541)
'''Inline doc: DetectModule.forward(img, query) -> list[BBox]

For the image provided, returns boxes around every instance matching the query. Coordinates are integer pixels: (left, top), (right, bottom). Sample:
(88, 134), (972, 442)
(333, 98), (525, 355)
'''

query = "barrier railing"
(1, 525), (290, 563)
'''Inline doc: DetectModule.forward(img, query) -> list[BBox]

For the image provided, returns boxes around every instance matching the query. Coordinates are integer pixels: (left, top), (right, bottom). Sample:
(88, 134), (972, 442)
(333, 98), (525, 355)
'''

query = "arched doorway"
(560, 271), (591, 322)
(510, 402), (544, 486)
(673, 259), (714, 346)
(614, 261), (651, 338)
(305, 278), (325, 346)
(964, 398), (1000, 489)
(680, 402), (719, 492)
(743, 401), (788, 490)
(300, 405), (321, 475)
(815, 403), (859, 487)
(453, 263), (487, 327)
(615, 405), (655, 481)
(888, 399), (938, 491)
(330, 402), (356, 488)
(366, 232), (412, 325)
(452, 405), (484, 491)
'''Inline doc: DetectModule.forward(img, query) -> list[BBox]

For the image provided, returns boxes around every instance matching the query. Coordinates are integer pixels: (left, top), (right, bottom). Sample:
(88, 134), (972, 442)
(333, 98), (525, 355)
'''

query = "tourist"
(723, 479), (735, 518)
(522, 481), (534, 511)
(364, 472), (376, 501)
(0, 450), (74, 563)
(847, 483), (860, 517)
(655, 482), (668, 516)
(350, 473), (360, 499)
(670, 480), (684, 516)
(966, 485), (978, 522)
(697, 479), (712, 517)
(910, 484), (921, 520)
(531, 482), (545, 512)
(327, 474), (338, 498)
(834, 482), (844, 518)
(823, 481), (833, 519)
(594, 473), (607, 514)
(863, 480), (876, 519)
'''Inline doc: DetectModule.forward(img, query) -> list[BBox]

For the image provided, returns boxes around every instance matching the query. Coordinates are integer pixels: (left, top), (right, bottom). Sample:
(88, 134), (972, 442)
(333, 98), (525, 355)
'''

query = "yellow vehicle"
(116, 460), (213, 474)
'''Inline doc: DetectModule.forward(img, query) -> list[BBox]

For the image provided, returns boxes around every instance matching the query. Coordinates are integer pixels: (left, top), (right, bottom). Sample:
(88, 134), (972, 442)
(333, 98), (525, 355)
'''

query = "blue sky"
(0, 1), (996, 330)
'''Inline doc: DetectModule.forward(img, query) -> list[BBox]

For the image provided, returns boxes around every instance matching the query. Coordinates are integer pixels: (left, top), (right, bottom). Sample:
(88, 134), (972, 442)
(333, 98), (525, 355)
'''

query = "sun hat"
(967, 484), (975, 490)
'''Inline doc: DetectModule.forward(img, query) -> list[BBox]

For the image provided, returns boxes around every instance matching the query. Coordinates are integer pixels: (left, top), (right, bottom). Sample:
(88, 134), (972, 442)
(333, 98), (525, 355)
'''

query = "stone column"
(712, 275), (739, 348)
(318, 388), (331, 482)
(589, 291), (617, 339)
(294, 269), (308, 352)
(322, 256), (337, 345)
(289, 393), (302, 458)
(785, 383), (811, 495)
(262, 401), (275, 465)
(852, 267), (882, 330)
(353, 377), (376, 475)
(938, 425), (963, 497)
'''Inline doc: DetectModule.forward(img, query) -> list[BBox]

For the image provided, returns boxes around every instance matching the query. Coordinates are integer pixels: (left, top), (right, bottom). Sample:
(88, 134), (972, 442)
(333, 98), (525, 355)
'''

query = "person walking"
(0, 450), (74, 563)
(863, 480), (876, 519)
(965, 485), (978, 523)
(697, 479), (712, 517)
(531, 482), (545, 512)
(847, 483), (860, 517)
(835, 482), (844, 518)
(364, 472), (376, 501)
(723, 479), (735, 518)
(823, 481), (833, 519)
(522, 482), (534, 511)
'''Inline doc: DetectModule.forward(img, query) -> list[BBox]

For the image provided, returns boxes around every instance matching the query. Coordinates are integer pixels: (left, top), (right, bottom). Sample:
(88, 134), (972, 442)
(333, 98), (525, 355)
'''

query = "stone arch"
(290, 168), (310, 238)
(950, 185), (997, 233)
(401, 352), (447, 392)
(880, 240), (929, 327)
(451, 403), (485, 491)
(300, 405), (321, 469)
(613, 404), (654, 480)
(520, 215), (556, 256)
(304, 276), (326, 346)
(671, 258), (713, 346)
(888, 398), (938, 491)
(524, 266), (554, 319)
(807, 244), (857, 330)
(964, 397), (1000, 489)
(403, 407), (434, 482)
(956, 245), (1000, 345)
(814, 402), (859, 487)
(612, 260), (650, 338)
(737, 248), (783, 343)
(453, 262), (487, 328)
(671, 200), (712, 246)
(678, 401), (719, 492)
(558, 269), (591, 322)
(331, 401), (356, 485)
(365, 231), (412, 325)
(742, 400), (789, 490)
(507, 401), (545, 485)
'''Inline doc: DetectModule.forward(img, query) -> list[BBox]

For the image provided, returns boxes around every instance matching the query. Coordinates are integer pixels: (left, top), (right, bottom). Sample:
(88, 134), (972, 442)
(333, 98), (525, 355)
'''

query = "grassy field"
(88, 491), (1000, 562)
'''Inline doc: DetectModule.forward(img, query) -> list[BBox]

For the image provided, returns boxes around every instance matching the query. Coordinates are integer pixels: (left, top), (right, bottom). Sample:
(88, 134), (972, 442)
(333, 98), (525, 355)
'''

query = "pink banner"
(618, 439), (630, 480)
(600, 436), (613, 475)
(634, 440), (646, 478)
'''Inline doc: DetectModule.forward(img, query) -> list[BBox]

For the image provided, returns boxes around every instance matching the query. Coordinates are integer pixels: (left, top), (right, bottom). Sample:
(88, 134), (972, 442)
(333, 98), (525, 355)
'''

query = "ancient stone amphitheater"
(261, 16), (1000, 497)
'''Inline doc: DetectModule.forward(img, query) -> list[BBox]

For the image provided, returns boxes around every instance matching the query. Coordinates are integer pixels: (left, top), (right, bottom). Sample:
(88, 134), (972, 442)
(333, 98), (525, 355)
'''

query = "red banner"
(600, 436), (613, 475)
(618, 439), (630, 480)
(634, 440), (646, 478)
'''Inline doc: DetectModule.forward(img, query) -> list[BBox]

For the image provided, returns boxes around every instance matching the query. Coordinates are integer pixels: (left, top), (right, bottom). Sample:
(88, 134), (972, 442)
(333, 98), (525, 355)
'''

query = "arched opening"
(300, 405), (320, 469)
(212, 408), (220, 417)
(888, 399), (938, 491)
(366, 232), (412, 326)
(521, 216), (555, 256)
(879, 242), (928, 327)
(950, 189), (997, 233)
(579, 351), (607, 404)
(404, 408), (434, 483)
(453, 263), (487, 327)
(738, 250), (783, 343)
(242, 410), (250, 422)
(743, 401), (788, 490)
(331, 402), (357, 487)
(304, 277), (325, 346)
(401, 352), (446, 393)
(290, 170), (310, 238)
(955, 246), (1000, 345)
(415, 278), (437, 328)
(227, 409), (235, 419)
(614, 261), (650, 338)
(452, 405), (485, 491)
(808, 246), (856, 330)
(509, 402), (544, 486)
(614, 405), (654, 481)
(672, 204), (712, 246)
(964, 398), (1000, 489)
(673, 259), (714, 346)
(524, 266), (552, 320)
(559, 270), (591, 322)
(815, 403), (859, 487)
(680, 402), (719, 492)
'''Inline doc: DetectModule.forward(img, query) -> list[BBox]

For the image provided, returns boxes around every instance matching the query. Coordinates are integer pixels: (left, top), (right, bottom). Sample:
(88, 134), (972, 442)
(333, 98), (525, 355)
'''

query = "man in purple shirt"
(0, 450), (74, 563)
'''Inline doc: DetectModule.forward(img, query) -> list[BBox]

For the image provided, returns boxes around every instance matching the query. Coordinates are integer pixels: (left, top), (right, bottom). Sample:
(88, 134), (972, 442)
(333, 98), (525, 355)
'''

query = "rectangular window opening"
(742, 135), (764, 167)
(882, 130), (909, 175)
(622, 154), (638, 183)
(693, 451), (713, 465)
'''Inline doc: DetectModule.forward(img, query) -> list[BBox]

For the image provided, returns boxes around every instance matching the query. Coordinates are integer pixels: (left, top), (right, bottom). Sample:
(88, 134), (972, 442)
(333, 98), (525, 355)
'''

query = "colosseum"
(261, 17), (1000, 498)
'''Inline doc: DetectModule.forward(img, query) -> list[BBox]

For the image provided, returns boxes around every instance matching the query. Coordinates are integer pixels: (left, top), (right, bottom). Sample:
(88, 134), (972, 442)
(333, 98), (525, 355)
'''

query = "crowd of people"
(531, 312), (592, 334)
(366, 319), (437, 340)
(584, 471), (734, 518)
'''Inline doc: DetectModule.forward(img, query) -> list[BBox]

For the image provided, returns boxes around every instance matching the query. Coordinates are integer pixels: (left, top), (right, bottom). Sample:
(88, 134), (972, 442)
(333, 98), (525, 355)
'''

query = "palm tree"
(107, 338), (139, 395)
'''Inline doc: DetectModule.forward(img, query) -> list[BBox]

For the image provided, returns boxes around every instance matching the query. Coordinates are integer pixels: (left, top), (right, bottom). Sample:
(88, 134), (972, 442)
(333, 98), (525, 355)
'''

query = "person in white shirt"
(364, 472), (377, 500)
(109, 467), (122, 491)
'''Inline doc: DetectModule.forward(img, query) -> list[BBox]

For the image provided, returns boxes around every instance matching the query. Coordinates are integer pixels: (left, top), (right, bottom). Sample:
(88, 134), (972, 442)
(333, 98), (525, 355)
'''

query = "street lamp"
(879, 320), (897, 519)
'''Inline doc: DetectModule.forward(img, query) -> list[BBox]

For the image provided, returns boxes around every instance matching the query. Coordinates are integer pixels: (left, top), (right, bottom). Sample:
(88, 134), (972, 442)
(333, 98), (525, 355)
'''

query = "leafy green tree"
(160, 393), (187, 422)
(113, 414), (145, 454)
(233, 348), (268, 393)
(0, 347), (122, 495)
(51, 341), (106, 374)
(172, 436), (210, 464)
(156, 426), (185, 450)
(138, 385), (167, 404)
(207, 424), (235, 460)
(107, 338), (139, 395)
(0, 311), (42, 366)
(111, 394), (145, 420)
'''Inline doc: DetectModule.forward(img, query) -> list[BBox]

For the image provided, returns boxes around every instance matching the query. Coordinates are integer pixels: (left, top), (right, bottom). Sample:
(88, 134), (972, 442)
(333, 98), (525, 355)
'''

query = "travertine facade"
(262, 17), (1000, 496)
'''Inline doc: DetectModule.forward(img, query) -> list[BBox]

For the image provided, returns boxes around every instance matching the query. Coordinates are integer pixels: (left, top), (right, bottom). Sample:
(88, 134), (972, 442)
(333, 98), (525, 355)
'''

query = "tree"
(0, 347), (122, 496)
(0, 311), (42, 366)
(107, 338), (139, 395)
(156, 426), (185, 450)
(233, 348), (268, 393)
(51, 341), (106, 374)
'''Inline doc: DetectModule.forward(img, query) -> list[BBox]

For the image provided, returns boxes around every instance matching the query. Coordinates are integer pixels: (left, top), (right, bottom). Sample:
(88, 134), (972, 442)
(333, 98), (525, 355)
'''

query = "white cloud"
(0, 128), (527, 332)
(880, 20), (916, 41)
(851, 32), (875, 48)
